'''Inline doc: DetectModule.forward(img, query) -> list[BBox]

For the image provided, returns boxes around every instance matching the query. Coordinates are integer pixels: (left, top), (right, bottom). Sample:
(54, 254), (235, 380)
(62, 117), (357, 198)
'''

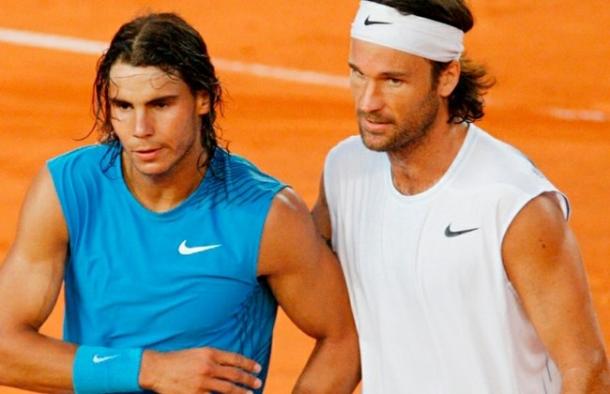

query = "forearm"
(0, 327), (76, 393)
(292, 333), (360, 394)
(561, 358), (610, 394)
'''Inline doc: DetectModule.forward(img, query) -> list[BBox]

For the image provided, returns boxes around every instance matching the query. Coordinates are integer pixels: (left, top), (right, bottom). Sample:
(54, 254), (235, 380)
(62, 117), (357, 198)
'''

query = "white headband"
(350, 0), (464, 62)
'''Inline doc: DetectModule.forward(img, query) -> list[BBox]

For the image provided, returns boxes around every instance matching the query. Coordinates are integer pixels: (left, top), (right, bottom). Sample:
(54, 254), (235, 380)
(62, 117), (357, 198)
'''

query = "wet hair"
(371, 0), (495, 123)
(91, 12), (222, 167)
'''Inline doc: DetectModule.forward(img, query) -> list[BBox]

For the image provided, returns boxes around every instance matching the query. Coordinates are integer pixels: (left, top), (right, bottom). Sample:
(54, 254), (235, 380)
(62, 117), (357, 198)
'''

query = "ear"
(437, 60), (461, 98)
(195, 91), (210, 115)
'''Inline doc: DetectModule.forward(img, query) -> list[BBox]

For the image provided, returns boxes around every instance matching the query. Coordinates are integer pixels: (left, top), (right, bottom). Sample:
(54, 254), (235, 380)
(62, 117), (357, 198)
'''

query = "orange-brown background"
(1, 1), (608, 392)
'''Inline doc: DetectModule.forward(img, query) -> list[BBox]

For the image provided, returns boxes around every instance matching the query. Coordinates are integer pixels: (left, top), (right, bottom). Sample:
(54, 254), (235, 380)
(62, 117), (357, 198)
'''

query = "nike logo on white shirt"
(178, 240), (222, 255)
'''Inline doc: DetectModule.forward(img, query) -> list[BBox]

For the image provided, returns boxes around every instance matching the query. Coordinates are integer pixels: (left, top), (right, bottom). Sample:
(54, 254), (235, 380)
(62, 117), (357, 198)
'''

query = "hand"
(139, 347), (263, 394)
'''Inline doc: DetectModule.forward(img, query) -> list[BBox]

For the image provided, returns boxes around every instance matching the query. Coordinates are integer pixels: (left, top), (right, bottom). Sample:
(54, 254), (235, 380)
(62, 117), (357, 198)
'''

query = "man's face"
(108, 62), (209, 180)
(348, 39), (441, 152)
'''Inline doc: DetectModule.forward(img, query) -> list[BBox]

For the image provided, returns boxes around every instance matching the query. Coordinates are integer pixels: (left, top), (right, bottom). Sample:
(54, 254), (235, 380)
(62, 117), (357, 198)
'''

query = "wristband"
(73, 345), (143, 393)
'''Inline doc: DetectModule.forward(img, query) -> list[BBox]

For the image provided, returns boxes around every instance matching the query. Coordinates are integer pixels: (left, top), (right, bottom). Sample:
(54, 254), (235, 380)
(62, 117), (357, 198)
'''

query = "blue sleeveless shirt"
(48, 144), (285, 392)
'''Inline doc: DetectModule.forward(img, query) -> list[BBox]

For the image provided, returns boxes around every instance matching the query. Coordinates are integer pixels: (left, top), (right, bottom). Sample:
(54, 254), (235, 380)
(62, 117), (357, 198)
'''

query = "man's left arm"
(258, 188), (360, 393)
(503, 192), (610, 393)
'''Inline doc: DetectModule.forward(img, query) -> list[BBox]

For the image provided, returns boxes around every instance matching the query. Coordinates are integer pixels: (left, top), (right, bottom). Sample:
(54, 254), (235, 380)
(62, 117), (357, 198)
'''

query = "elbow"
(587, 356), (610, 393)
(321, 318), (359, 353)
(0, 322), (13, 359)
(322, 323), (361, 373)
(0, 327), (14, 384)
(0, 323), (31, 385)
(560, 350), (610, 393)
(337, 328), (360, 368)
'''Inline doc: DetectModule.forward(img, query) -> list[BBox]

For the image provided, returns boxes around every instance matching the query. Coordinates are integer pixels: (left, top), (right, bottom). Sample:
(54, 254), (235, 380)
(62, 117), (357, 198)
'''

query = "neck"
(387, 120), (468, 196)
(122, 146), (208, 213)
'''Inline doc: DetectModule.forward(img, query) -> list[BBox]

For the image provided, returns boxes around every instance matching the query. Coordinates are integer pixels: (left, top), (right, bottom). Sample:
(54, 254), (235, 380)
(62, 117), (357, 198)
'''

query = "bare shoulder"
(270, 187), (309, 215)
(512, 191), (567, 228)
(22, 165), (60, 206)
(7, 164), (68, 261)
(502, 191), (572, 267)
(265, 187), (314, 234)
(257, 187), (320, 277)
(23, 165), (67, 228)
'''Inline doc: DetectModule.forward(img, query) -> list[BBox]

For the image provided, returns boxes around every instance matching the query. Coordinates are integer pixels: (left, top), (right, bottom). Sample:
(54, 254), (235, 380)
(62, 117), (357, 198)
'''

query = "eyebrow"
(380, 71), (410, 79)
(348, 62), (410, 79)
(147, 95), (178, 105)
(109, 95), (179, 107)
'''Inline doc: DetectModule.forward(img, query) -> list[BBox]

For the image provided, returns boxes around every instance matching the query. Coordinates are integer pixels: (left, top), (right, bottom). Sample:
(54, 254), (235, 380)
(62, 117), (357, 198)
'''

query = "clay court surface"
(1, 0), (609, 392)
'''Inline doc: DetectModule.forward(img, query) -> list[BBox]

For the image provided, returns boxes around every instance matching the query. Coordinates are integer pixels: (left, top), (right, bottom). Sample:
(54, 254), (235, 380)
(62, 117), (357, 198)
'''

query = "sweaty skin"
(0, 64), (360, 394)
(312, 37), (609, 394)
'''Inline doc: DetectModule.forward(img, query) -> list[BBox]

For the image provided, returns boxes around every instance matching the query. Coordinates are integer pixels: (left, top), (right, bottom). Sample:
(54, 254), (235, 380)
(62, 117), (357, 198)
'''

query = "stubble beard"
(359, 90), (440, 154)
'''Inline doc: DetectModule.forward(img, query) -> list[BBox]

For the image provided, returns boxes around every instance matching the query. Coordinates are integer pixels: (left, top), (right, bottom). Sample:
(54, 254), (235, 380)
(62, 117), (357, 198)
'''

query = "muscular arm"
(503, 192), (610, 393)
(0, 168), (264, 394)
(259, 187), (360, 393)
(0, 167), (74, 392)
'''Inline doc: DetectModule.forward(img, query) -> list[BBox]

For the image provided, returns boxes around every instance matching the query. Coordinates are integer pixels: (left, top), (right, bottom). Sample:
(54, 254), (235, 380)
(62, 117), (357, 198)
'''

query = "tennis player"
(313, 1), (609, 392)
(0, 13), (359, 393)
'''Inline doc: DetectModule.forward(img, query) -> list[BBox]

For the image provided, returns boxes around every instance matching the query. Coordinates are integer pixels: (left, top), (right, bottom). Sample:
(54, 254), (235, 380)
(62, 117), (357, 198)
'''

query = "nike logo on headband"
(364, 16), (392, 26)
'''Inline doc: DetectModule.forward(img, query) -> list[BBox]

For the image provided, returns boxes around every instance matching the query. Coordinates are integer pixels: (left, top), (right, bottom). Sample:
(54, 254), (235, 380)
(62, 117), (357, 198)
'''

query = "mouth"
(361, 117), (392, 133)
(133, 147), (162, 161)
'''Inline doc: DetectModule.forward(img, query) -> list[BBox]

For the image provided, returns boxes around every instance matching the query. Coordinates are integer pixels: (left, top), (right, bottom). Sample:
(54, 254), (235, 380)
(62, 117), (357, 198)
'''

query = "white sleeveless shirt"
(324, 125), (568, 393)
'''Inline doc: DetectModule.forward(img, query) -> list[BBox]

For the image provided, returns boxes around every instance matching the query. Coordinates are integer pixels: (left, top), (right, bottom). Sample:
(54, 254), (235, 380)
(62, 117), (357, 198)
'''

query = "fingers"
(212, 364), (262, 391)
(210, 348), (262, 375)
(150, 347), (263, 394)
(199, 348), (262, 393)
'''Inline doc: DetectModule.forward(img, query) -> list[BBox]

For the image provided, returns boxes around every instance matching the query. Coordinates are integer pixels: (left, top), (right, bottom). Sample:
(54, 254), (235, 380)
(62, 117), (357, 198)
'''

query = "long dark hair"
(92, 13), (222, 167)
(372, 0), (495, 123)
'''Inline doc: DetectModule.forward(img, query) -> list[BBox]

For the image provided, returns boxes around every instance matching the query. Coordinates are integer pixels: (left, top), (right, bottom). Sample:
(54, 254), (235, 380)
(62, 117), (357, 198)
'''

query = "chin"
(133, 162), (171, 178)
(362, 141), (387, 152)
(360, 131), (391, 152)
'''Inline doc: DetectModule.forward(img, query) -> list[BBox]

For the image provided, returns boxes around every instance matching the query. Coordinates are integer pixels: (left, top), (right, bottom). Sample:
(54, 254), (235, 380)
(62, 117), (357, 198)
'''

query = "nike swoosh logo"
(364, 16), (392, 26)
(92, 354), (119, 364)
(178, 241), (222, 255)
(445, 224), (479, 237)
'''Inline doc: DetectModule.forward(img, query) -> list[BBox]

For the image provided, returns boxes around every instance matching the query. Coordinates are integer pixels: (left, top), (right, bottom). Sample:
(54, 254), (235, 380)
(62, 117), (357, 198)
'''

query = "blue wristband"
(73, 346), (143, 393)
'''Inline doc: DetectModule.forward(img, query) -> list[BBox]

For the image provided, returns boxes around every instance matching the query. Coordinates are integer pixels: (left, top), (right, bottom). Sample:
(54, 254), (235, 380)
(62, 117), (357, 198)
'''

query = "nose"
(358, 80), (384, 114)
(133, 109), (153, 138)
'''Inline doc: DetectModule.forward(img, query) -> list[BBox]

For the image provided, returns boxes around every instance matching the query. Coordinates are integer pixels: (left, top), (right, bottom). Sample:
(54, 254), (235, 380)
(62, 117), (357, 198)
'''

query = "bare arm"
(0, 167), (74, 392)
(0, 168), (262, 394)
(259, 187), (360, 393)
(503, 192), (610, 393)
